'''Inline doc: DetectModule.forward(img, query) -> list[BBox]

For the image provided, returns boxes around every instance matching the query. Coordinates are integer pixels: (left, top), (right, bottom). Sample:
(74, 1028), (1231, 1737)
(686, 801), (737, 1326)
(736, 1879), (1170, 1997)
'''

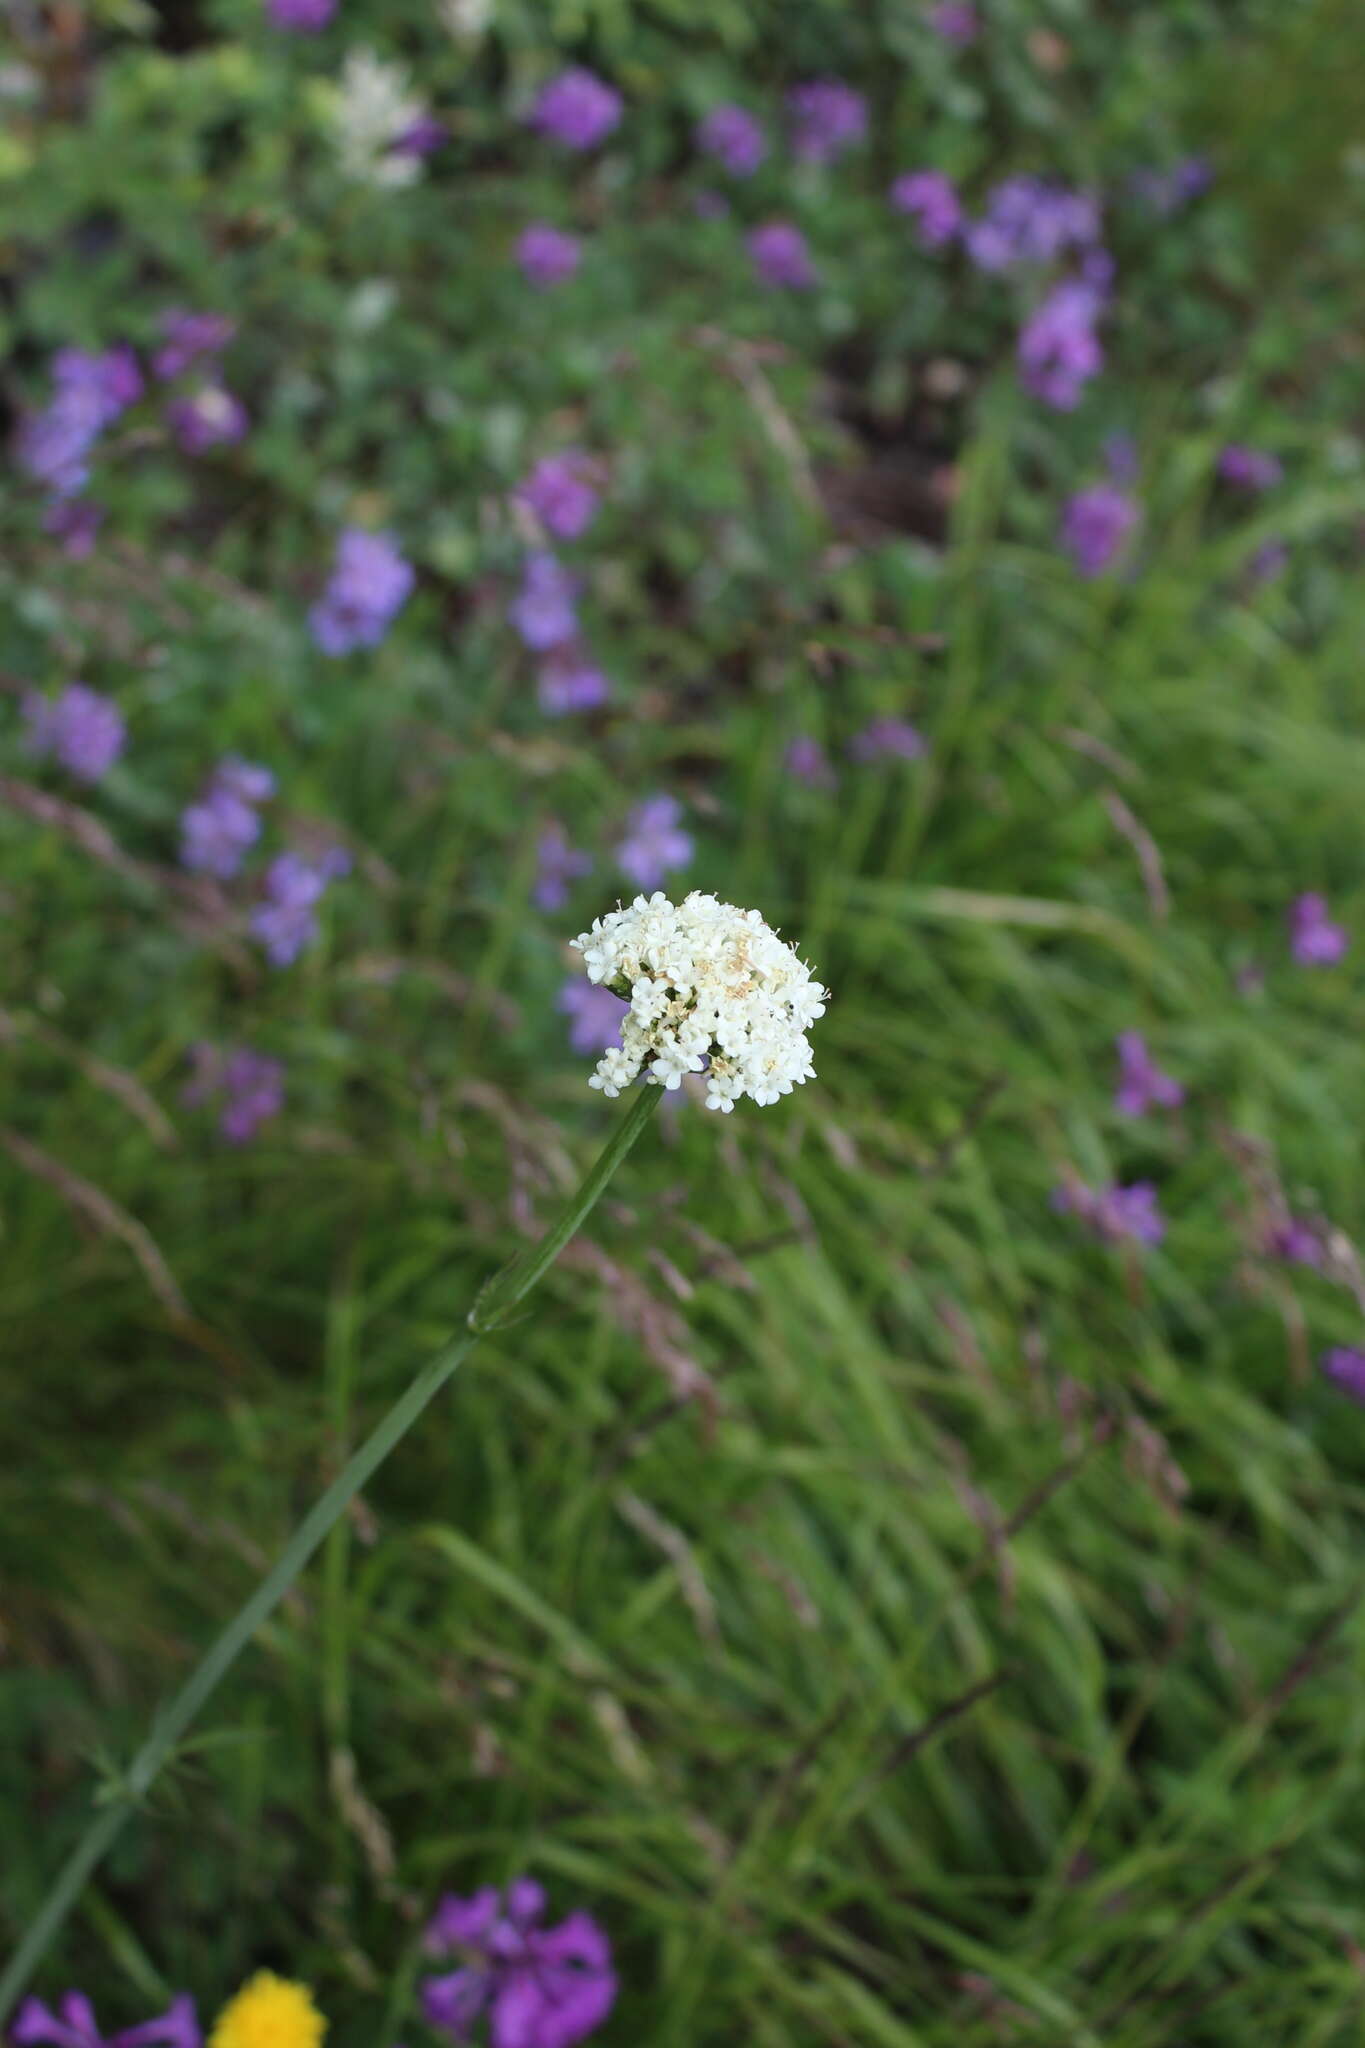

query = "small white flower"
(437, 0), (495, 40)
(329, 51), (428, 189)
(570, 891), (827, 1112)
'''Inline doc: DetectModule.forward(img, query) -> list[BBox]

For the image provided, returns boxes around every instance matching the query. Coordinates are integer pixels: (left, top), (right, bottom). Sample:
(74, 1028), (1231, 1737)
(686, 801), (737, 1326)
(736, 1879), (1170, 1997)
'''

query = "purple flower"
(23, 682), (125, 783)
(964, 178), (1100, 273)
(930, 2), (981, 44)
(1129, 157), (1212, 215)
(696, 104), (766, 177)
(1054, 1179), (1165, 1248)
(152, 310), (235, 381)
(537, 650), (609, 715)
(184, 1044), (285, 1145)
(166, 385), (248, 454)
(1322, 1348), (1365, 1405)
(265, 0), (336, 26)
(42, 497), (104, 558)
(559, 981), (630, 1056)
(391, 115), (449, 160)
(889, 170), (962, 247)
(1218, 444), (1283, 492)
(534, 823), (593, 911)
(785, 736), (837, 789)
(1266, 1216), (1325, 1268)
(1247, 537), (1289, 586)
(748, 221), (817, 291)
(516, 224), (582, 290)
(180, 758), (274, 878)
(53, 345), (143, 422)
(1289, 892), (1348, 966)
(250, 849), (349, 967)
(510, 552), (579, 653)
(1060, 483), (1138, 576)
(422, 1879), (617, 2048)
(515, 452), (600, 541)
(617, 795), (693, 891)
(11, 1994), (199, 2048)
(528, 68), (623, 151)
(787, 80), (867, 165)
(848, 717), (926, 764)
(309, 528), (415, 656)
(1020, 281), (1105, 410)
(1114, 1032), (1183, 1118)
(17, 347), (142, 500)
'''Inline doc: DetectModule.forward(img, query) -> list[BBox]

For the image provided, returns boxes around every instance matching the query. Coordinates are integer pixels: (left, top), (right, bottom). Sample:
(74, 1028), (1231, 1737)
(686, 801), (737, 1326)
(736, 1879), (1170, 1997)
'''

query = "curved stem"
(0, 1085), (662, 2019)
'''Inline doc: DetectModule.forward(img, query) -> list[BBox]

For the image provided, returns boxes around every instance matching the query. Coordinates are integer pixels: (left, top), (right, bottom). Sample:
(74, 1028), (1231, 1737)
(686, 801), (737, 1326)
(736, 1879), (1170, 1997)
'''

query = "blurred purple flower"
(180, 758), (274, 879)
(266, 0), (336, 26)
(1103, 432), (1139, 484)
(617, 795), (693, 890)
(42, 498), (104, 558)
(1114, 1032), (1183, 1117)
(930, 2), (981, 44)
(152, 310), (235, 381)
(1129, 157), (1212, 215)
(785, 736), (837, 788)
(1289, 892), (1347, 966)
(1246, 537), (1289, 586)
(529, 68), (622, 151)
(391, 115), (448, 160)
(1218, 444), (1283, 492)
(1020, 281), (1104, 410)
(537, 650), (609, 715)
(17, 347), (142, 500)
(184, 1044), (285, 1145)
(1322, 1348), (1365, 1404)
(748, 221), (817, 290)
(12, 1994), (200, 2048)
(251, 849), (349, 967)
(849, 717), (926, 763)
(1060, 483), (1138, 576)
(166, 385), (249, 454)
(559, 981), (629, 1056)
(510, 552), (578, 652)
(889, 170), (962, 247)
(787, 80), (867, 165)
(1054, 1179), (1165, 1247)
(696, 104), (766, 177)
(422, 1879), (616, 2048)
(965, 178), (1100, 272)
(309, 528), (414, 655)
(517, 224), (582, 290)
(515, 451), (600, 540)
(1266, 1216), (1324, 1268)
(534, 823), (593, 911)
(23, 682), (125, 783)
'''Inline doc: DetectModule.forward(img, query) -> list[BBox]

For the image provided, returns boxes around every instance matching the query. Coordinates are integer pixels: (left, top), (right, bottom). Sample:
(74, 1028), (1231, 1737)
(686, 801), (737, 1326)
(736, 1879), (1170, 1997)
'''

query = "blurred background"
(3, 1), (1365, 2042)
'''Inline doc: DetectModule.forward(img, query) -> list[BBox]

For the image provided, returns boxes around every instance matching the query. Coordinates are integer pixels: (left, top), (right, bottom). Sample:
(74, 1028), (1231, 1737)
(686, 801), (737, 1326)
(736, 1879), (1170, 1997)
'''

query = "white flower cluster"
(571, 891), (827, 1113)
(329, 52), (427, 188)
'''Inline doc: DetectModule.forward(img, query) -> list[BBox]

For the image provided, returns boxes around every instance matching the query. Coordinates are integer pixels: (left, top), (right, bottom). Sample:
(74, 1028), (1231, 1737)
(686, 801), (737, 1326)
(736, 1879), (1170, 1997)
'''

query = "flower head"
(1218, 444), (1283, 492)
(528, 68), (622, 151)
(1060, 483), (1138, 575)
(1114, 1032), (1183, 1117)
(1289, 892), (1347, 966)
(24, 682), (125, 782)
(1054, 1178), (1165, 1248)
(1019, 280), (1105, 410)
(558, 980), (629, 1055)
(167, 385), (249, 454)
(516, 224), (582, 290)
(422, 1880), (616, 2048)
(1322, 1348), (1365, 1405)
(13, 1993), (199, 2048)
(515, 451), (600, 540)
(152, 310), (235, 382)
(329, 51), (429, 187)
(310, 527), (414, 655)
(889, 169), (962, 247)
(785, 736), (837, 789)
(180, 758), (274, 878)
(571, 890), (827, 1112)
(251, 849), (349, 967)
(786, 80), (867, 164)
(848, 717), (926, 764)
(266, 0), (336, 26)
(747, 221), (817, 291)
(208, 1976), (324, 2048)
(616, 795), (693, 891)
(930, 1), (980, 44)
(17, 347), (141, 500)
(534, 823), (592, 911)
(184, 1044), (286, 1144)
(43, 497), (104, 558)
(965, 178), (1100, 273)
(510, 551), (579, 652)
(537, 650), (609, 715)
(696, 104), (766, 177)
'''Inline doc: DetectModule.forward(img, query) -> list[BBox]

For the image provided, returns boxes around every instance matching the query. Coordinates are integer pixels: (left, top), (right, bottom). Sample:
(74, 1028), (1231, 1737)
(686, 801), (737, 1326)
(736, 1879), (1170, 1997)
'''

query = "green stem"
(0, 1085), (663, 2021)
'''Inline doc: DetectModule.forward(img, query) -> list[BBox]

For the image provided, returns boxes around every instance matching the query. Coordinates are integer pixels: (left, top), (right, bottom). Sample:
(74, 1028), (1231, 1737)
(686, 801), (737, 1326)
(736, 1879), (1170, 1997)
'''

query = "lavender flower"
(1114, 1032), (1183, 1117)
(42, 498), (104, 558)
(787, 80), (867, 165)
(391, 115), (449, 160)
(309, 528), (415, 655)
(180, 759), (274, 878)
(785, 736), (837, 788)
(510, 552), (578, 652)
(152, 310), (235, 381)
(516, 224), (582, 290)
(534, 823), (592, 911)
(617, 795), (693, 890)
(166, 385), (249, 454)
(11, 1994), (199, 2048)
(17, 347), (142, 500)
(964, 178), (1100, 272)
(1266, 1216), (1324, 1268)
(266, 0), (336, 24)
(696, 104), (766, 177)
(1217, 444), (1284, 492)
(1054, 1179), (1165, 1247)
(748, 221), (817, 290)
(1019, 281), (1104, 410)
(23, 683), (125, 782)
(251, 849), (349, 967)
(889, 170), (962, 247)
(1322, 1348), (1365, 1404)
(422, 1880), (616, 2048)
(1289, 892), (1348, 966)
(559, 981), (629, 1056)
(930, 2), (981, 44)
(1060, 483), (1138, 575)
(515, 451), (600, 540)
(848, 717), (926, 763)
(184, 1044), (286, 1145)
(528, 68), (622, 151)
(537, 650), (609, 715)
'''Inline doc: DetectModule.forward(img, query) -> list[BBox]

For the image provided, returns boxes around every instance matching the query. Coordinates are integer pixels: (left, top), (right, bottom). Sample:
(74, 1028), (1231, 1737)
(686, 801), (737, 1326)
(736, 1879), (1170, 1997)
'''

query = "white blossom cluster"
(329, 52), (427, 188)
(571, 891), (827, 1113)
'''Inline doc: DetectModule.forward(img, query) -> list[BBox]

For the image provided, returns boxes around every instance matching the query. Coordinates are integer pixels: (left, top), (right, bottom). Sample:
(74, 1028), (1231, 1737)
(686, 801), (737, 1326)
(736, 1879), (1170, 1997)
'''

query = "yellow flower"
(209, 1974), (326, 2048)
